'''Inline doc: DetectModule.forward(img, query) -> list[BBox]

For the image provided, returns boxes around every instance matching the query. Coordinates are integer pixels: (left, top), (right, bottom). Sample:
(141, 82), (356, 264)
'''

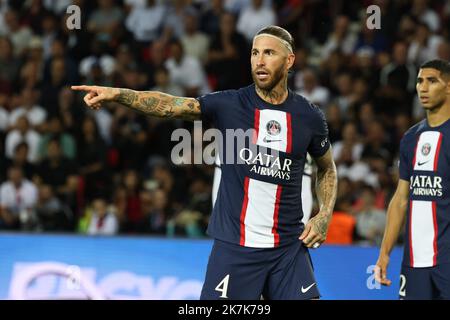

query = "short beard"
(252, 63), (286, 93)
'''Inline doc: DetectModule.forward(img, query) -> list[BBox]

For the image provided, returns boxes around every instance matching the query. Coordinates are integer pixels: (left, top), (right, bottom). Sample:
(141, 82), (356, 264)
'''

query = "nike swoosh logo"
(301, 283), (316, 294)
(418, 160), (430, 166)
(263, 137), (282, 143)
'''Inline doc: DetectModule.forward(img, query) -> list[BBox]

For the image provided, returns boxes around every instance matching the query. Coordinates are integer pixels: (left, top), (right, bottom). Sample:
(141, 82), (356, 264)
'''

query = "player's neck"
(255, 79), (289, 105)
(427, 101), (450, 127)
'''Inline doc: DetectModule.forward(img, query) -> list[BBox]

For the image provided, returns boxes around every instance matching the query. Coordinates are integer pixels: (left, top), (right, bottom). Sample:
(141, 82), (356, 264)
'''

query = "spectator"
(38, 115), (76, 160)
(165, 39), (211, 97)
(325, 103), (343, 143)
(333, 122), (363, 165)
(8, 86), (47, 132)
(297, 68), (330, 108)
(43, 37), (79, 85)
(1, 9), (33, 58)
(125, 0), (165, 44)
(151, 66), (183, 97)
(115, 169), (144, 233)
(40, 57), (72, 116)
(408, 22), (443, 66)
(0, 36), (20, 93)
(38, 13), (59, 60)
(436, 41), (450, 61)
(380, 41), (417, 93)
(141, 189), (169, 234)
(141, 40), (167, 88)
(1, 142), (35, 181)
(353, 185), (386, 246)
(87, 0), (124, 43)
(0, 166), (38, 230)
(78, 40), (115, 81)
(19, 37), (45, 90)
(161, 0), (194, 42)
(87, 197), (119, 235)
(321, 15), (357, 59)
(35, 184), (73, 231)
(35, 137), (78, 197)
(200, 0), (226, 36)
(410, 0), (440, 32)
(236, 0), (275, 42)
(206, 12), (249, 90)
(77, 116), (109, 201)
(333, 72), (354, 116)
(181, 10), (210, 64)
(5, 115), (41, 163)
(289, 47), (312, 92)
(353, 22), (388, 55)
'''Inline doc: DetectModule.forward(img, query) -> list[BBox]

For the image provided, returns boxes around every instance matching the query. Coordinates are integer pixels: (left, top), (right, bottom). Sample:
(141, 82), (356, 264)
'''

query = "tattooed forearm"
(115, 90), (201, 120)
(315, 164), (338, 216)
(309, 159), (337, 238)
(116, 89), (138, 106)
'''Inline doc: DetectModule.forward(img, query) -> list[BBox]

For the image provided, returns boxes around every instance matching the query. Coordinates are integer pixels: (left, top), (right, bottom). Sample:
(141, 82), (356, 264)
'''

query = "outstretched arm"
(71, 85), (201, 121)
(299, 148), (338, 248)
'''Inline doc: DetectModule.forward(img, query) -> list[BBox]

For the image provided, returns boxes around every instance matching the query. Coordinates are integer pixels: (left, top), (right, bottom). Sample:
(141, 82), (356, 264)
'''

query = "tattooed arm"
(71, 86), (201, 121)
(299, 148), (338, 248)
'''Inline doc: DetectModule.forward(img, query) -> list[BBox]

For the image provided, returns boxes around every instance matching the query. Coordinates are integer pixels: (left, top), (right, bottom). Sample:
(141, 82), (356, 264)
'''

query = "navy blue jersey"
(197, 84), (330, 248)
(399, 118), (450, 267)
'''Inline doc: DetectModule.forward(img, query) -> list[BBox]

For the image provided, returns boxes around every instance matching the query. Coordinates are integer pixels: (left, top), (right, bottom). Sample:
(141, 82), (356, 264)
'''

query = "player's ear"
(286, 53), (295, 71)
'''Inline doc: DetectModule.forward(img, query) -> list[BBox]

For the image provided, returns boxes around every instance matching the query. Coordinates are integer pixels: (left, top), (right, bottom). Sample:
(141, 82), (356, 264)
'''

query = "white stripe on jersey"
(413, 131), (442, 171)
(242, 178), (280, 248)
(255, 109), (291, 153)
(410, 200), (437, 267)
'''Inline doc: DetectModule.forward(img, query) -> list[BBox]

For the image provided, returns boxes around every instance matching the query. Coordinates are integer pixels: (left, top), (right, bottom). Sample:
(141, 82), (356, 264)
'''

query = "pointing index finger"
(71, 85), (93, 91)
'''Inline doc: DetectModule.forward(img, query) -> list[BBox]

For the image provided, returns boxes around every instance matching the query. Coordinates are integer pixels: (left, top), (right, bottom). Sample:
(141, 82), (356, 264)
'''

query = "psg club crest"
(421, 143), (432, 156)
(266, 120), (281, 136)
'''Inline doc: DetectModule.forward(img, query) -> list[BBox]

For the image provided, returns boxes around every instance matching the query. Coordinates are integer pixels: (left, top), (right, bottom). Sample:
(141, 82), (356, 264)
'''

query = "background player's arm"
(71, 85), (201, 121)
(300, 148), (338, 248)
(375, 179), (409, 286)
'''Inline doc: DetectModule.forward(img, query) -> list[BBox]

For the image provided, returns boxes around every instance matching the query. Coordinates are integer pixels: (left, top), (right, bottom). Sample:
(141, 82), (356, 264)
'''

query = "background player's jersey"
(399, 119), (450, 267)
(198, 85), (330, 248)
(301, 154), (314, 223)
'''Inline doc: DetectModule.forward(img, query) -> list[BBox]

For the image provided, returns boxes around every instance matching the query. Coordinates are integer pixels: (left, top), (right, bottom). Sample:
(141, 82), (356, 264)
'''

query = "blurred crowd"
(0, 0), (449, 245)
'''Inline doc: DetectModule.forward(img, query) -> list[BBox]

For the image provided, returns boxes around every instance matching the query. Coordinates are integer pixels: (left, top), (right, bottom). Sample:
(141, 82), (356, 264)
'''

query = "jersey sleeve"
(307, 105), (331, 158)
(398, 135), (411, 181)
(196, 90), (234, 124)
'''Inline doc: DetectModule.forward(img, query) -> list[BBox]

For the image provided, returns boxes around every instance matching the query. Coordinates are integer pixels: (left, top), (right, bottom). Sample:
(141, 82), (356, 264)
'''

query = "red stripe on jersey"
(271, 185), (283, 247)
(239, 177), (250, 246)
(432, 201), (438, 266)
(409, 200), (414, 267)
(412, 137), (420, 168)
(286, 113), (292, 153)
(253, 109), (260, 144)
(433, 133), (443, 171)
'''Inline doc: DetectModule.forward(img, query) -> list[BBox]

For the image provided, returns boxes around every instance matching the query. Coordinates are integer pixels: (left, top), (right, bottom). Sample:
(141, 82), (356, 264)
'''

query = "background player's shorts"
(200, 239), (320, 300)
(400, 263), (450, 299)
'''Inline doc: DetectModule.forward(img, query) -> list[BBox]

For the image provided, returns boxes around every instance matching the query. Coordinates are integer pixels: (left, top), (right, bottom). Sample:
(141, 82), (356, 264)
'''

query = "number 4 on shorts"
(215, 274), (230, 298)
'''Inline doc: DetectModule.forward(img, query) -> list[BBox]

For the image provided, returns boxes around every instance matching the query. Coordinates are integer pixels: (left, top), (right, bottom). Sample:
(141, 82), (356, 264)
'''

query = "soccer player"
(72, 25), (337, 300)
(375, 59), (450, 299)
